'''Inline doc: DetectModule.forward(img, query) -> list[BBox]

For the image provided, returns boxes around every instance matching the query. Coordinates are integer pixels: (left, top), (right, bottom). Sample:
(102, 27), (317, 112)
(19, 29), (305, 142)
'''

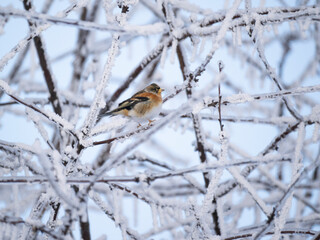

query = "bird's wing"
(117, 96), (149, 111)
(131, 89), (144, 98)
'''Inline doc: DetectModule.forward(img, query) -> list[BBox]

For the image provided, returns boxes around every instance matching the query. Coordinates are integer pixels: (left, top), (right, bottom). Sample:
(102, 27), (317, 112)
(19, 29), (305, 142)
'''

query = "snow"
(34, 140), (80, 209)
(113, 188), (121, 225)
(236, 26), (242, 46)
(90, 117), (128, 136)
(0, 1), (88, 71)
(228, 167), (272, 216)
(293, 122), (305, 176)
(25, 108), (51, 147)
(191, 101), (204, 114)
(81, 34), (120, 135)
(160, 44), (168, 68)
(170, 39), (177, 64)
(272, 194), (293, 240)
(77, 0), (90, 8)
(1, 1), (320, 239)
(0, 35), (31, 72)
(312, 123), (319, 142)
(151, 204), (159, 231)
(0, 79), (13, 95)
(124, 22), (167, 35)
(44, 109), (74, 131)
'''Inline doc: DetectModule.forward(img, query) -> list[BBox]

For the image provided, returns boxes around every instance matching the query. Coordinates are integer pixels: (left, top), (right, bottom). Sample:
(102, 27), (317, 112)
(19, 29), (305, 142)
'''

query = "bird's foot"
(148, 119), (155, 126)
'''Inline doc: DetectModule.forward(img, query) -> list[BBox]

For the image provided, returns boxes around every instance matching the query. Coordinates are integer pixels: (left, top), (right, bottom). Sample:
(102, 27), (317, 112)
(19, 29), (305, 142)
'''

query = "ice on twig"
(160, 44), (168, 68)
(312, 123), (319, 142)
(272, 194), (293, 240)
(170, 39), (178, 64)
(151, 204), (159, 231)
(293, 122), (305, 176)
(81, 34), (120, 135)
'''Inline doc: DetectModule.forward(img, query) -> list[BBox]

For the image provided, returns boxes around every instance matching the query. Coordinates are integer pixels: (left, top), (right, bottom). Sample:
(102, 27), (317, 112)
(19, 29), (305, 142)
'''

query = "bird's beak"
(159, 88), (165, 93)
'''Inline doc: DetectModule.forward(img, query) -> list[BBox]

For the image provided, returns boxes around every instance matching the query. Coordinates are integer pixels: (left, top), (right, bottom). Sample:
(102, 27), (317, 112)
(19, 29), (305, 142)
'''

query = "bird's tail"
(97, 110), (114, 122)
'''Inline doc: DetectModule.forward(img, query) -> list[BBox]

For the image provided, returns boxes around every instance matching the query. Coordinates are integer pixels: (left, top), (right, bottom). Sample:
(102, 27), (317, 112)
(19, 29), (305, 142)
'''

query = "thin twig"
(218, 61), (224, 132)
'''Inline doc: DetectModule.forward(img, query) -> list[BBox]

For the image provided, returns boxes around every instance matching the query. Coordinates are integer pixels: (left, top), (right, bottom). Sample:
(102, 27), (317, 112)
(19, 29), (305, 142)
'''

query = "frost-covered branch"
(0, 7), (167, 35)
(0, 80), (76, 137)
(1, 0), (320, 239)
(0, 215), (64, 240)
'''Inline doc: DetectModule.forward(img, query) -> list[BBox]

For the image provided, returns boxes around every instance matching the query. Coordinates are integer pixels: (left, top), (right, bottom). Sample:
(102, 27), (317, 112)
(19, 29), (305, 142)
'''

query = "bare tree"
(0, 0), (320, 239)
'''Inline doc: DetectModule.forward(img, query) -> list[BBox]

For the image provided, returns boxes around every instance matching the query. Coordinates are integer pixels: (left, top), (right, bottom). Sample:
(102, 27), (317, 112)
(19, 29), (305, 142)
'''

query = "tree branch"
(23, 0), (63, 116)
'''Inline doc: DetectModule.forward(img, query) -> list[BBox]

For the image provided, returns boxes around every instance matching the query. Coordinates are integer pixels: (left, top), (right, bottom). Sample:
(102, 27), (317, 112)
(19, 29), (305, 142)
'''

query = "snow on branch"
(0, 0), (320, 239)
(0, 79), (76, 134)
(0, 7), (167, 35)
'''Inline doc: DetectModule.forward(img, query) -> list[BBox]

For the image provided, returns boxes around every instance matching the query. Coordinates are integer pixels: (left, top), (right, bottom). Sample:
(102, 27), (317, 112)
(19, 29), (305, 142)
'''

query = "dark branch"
(23, 0), (63, 116)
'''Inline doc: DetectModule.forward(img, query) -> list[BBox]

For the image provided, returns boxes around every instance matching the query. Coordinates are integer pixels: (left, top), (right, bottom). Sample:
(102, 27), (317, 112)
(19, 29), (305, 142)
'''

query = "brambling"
(99, 83), (164, 125)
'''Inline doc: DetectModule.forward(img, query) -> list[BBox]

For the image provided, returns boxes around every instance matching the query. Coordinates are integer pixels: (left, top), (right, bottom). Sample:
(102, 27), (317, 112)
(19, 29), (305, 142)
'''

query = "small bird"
(99, 83), (164, 126)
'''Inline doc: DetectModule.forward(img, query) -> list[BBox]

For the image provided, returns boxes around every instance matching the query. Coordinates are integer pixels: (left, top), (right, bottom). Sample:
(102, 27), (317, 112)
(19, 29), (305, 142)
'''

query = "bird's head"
(145, 83), (164, 95)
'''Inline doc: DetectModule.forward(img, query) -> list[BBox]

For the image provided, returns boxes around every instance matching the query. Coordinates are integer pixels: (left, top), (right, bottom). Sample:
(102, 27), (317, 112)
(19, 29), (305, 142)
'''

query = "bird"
(98, 83), (164, 126)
